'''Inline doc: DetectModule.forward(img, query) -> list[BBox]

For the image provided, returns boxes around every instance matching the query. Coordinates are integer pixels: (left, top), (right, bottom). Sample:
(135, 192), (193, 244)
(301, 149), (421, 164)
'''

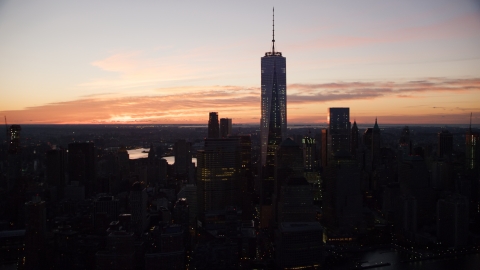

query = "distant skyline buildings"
(220, 118), (232, 138)
(438, 129), (453, 158)
(3, 113), (480, 267)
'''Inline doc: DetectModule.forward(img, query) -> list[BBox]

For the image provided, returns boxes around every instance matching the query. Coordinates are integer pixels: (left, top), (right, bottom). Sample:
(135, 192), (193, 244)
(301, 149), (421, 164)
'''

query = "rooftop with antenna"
(265, 7), (282, 57)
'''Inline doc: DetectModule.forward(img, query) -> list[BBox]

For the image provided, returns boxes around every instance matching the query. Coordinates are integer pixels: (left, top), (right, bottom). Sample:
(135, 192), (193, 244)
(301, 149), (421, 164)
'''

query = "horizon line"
(7, 123), (480, 127)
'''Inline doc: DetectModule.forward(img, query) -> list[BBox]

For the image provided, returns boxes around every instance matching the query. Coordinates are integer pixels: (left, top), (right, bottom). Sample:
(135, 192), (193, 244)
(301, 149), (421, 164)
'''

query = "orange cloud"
(288, 78), (480, 103)
(1, 78), (479, 125)
(0, 85), (259, 124)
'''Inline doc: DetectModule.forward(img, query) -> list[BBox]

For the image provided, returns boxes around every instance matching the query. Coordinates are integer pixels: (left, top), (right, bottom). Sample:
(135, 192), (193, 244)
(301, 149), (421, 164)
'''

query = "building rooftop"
(279, 138), (299, 147)
(0, 230), (25, 238)
(279, 222), (323, 232)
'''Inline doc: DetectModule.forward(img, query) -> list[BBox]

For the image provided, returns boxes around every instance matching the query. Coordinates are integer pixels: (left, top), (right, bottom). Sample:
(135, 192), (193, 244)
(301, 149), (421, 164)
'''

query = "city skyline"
(1, 1), (480, 125)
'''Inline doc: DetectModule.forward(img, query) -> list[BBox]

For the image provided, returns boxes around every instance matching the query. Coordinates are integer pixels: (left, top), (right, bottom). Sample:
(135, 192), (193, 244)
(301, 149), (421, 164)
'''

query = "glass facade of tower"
(327, 107), (351, 156)
(208, 112), (219, 138)
(260, 52), (286, 166)
(197, 138), (241, 217)
(466, 130), (479, 170)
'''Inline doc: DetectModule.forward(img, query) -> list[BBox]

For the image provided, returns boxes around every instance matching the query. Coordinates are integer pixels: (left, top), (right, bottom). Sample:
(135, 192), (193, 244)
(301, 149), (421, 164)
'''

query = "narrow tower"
(260, 8), (287, 228)
(208, 112), (219, 138)
(260, 8), (287, 167)
(466, 113), (479, 169)
(351, 120), (359, 158)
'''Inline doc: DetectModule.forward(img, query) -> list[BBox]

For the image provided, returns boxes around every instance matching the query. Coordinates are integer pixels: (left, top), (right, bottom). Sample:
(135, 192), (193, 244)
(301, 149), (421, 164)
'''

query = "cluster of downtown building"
(2, 33), (480, 270)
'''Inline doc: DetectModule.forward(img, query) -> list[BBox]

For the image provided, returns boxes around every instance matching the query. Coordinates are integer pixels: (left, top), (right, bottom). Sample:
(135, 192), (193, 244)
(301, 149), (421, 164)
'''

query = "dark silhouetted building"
(145, 224), (185, 270)
(398, 155), (435, 231)
(275, 222), (323, 269)
(323, 155), (362, 232)
(466, 126), (479, 170)
(46, 148), (66, 200)
(277, 177), (315, 222)
(272, 139), (304, 224)
(303, 135), (315, 172)
(351, 120), (359, 157)
(303, 135), (320, 195)
(0, 229), (25, 267)
(197, 138), (241, 219)
(437, 194), (468, 247)
(208, 112), (220, 138)
(68, 142), (95, 197)
(7, 125), (21, 154)
(173, 198), (189, 229)
(399, 126), (410, 145)
(24, 197), (46, 270)
(6, 125), (22, 191)
(147, 144), (168, 186)
(372, 118), (381, 167)
(328, 108), (351, 158)
(399, 126), (412, 158)
(94, 195), (119, 229)
(220, 118), (232, 138)
(438, 129), (453, 158)
(129, 182), (148, 235)
(96, 231), (135, 270)
(177, 184), (197, 227)
(229, 134), (254, 195)
(321, 128), (328, 168)
(174, 139), (192, 176)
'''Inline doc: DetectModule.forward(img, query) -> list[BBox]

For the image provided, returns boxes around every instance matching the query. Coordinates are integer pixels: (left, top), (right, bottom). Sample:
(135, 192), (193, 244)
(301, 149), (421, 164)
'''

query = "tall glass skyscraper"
(259, 9), (287, 228)
(260, 9), (287, 167)
(327, 107), (351, 156)
(208, 112), (219, 138)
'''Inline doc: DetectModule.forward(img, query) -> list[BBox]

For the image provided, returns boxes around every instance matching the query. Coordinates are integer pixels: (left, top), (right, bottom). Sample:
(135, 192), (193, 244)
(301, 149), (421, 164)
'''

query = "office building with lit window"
(197, 138), (241, 219)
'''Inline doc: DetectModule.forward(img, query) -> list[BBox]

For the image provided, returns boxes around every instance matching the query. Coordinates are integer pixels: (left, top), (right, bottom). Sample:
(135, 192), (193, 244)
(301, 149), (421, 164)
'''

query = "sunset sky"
(1, 0), (480, 125)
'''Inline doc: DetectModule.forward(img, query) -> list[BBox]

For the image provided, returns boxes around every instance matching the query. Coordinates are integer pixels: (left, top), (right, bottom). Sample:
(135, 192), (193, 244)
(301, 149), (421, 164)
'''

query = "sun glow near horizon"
(0, 1), (479, 125)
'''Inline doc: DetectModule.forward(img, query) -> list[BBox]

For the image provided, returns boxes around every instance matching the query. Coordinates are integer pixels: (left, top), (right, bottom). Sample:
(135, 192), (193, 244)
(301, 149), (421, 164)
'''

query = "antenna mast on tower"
(272, 7), (275, 54)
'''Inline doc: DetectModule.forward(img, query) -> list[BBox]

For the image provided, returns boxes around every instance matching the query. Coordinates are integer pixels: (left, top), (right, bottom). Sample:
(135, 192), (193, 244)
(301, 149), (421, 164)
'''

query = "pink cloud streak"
(1, 78), (479, 124)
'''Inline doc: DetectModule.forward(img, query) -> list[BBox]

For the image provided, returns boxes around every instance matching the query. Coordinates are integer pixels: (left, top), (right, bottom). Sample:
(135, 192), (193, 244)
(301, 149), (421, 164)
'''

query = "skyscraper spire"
(374, 117), (380, 131)
(272, 7), (275, 54)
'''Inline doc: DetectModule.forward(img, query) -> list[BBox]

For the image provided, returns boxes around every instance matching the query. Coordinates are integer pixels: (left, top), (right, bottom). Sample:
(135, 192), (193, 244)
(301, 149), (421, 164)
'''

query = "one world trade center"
(260, 8), (286, 168)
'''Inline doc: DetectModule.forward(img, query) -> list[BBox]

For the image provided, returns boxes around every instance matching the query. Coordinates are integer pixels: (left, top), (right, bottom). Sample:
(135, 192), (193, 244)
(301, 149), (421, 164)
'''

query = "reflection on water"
(127, 148), (151, 159)
(127, 148), (197, 166)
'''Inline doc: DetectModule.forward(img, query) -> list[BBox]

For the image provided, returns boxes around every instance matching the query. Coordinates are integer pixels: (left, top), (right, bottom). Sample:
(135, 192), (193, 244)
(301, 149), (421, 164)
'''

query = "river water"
(332, 249), (480, 269)
(127, 148), (197, 166)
